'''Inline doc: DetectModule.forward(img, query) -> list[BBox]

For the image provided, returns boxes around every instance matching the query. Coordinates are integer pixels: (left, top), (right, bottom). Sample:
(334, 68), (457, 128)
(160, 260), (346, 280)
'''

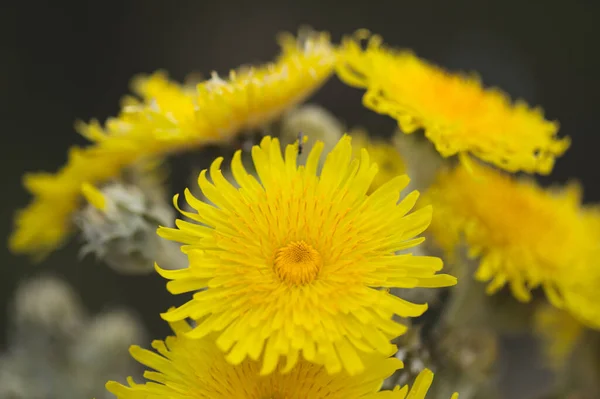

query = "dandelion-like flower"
(350, 130), (406, 193)
(336, 31), (569, 174)
(10, 30), (336, 259)
(88, 29), (336, 154)
(106, 320), (456, 399)
(424, 162), (600, 314)
(10, 148), (135, 260)
(157, 135), (456, 375)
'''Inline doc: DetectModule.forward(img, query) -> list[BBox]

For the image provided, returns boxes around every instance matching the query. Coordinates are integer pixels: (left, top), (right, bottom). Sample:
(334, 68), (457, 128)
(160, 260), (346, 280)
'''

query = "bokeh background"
(1, 1), (598, 397)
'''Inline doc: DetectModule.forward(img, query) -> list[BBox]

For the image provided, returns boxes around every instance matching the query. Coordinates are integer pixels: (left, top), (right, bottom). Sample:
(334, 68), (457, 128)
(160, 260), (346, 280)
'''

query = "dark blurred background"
(1, 1), (598, 397)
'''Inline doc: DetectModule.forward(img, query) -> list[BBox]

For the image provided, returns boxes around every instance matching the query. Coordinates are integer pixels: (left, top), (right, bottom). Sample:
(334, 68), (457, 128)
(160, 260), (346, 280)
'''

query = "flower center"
(274, 241), (322, 285)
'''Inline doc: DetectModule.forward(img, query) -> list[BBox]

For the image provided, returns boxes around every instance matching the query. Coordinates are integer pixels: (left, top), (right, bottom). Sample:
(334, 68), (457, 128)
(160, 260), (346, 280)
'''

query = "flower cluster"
(103, 134), (458, 397)
(11, 25), (597, 398)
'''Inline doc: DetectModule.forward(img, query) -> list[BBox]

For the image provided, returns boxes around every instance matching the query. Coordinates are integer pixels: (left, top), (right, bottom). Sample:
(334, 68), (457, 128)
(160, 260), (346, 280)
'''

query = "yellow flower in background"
(157, 136), (456, 376)
(106, 319), (395, 398)
(534, 304), (583, 367)
(336, 31), (569, 175)
(107, 320), (457, 399)
(87, 29), (336, 153)
(10, 148), (138, 260)
(424, 162), (600, 312)
(350, 130), (406, 193)
(10, 30), (336, 259)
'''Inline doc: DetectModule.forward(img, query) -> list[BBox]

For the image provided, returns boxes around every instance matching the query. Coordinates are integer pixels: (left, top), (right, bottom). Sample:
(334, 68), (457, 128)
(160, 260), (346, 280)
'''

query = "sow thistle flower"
(336, 31), (570, 175)
(424, 162), (600, 319)
(10, 30), (335, 259)
(157, 135), (456, 376)
(87, 29), (336, 154)
(10, 148), (138, 260)
(106, 320), (457, 399)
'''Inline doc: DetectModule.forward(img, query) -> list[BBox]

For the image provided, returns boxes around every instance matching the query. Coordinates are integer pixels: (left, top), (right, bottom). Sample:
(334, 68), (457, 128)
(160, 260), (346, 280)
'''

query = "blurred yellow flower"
(350, 130), (406, 193)
(424, 162), (600, 313)
(10, 148), (137, 260)
(10, 30), (336, 259)
(157, 135), (456, 376)
(336, 31), (569, 175)
(107, 319), (441, 399)
(534, 304), (583, 367)
(87, 30), (336, 153)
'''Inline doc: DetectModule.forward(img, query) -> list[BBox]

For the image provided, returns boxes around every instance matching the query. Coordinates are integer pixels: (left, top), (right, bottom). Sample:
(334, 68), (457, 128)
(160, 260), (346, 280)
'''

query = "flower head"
(94, 29), (336, 153)
(10, 148), (135, 260)
(106, 320), (456, 399)
(10, 30), (336, 259)
(157, 135), (456, 376)
(424, 162), (600, 313)
(336, 31), (569, 174)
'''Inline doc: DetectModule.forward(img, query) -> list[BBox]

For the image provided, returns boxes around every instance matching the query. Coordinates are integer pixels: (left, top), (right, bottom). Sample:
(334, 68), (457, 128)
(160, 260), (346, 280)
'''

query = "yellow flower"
(157, 135), (456, 376)
(534, 304), (583, 367)
(424, 162), (600, 312)
(90, 29), (336, 153)
(11, 148), (136, 260)
(10, 30), (336, 259)
(336, 31), (569, 175)
(350, 130), (406, 193)
(106, 320), (456, 399)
